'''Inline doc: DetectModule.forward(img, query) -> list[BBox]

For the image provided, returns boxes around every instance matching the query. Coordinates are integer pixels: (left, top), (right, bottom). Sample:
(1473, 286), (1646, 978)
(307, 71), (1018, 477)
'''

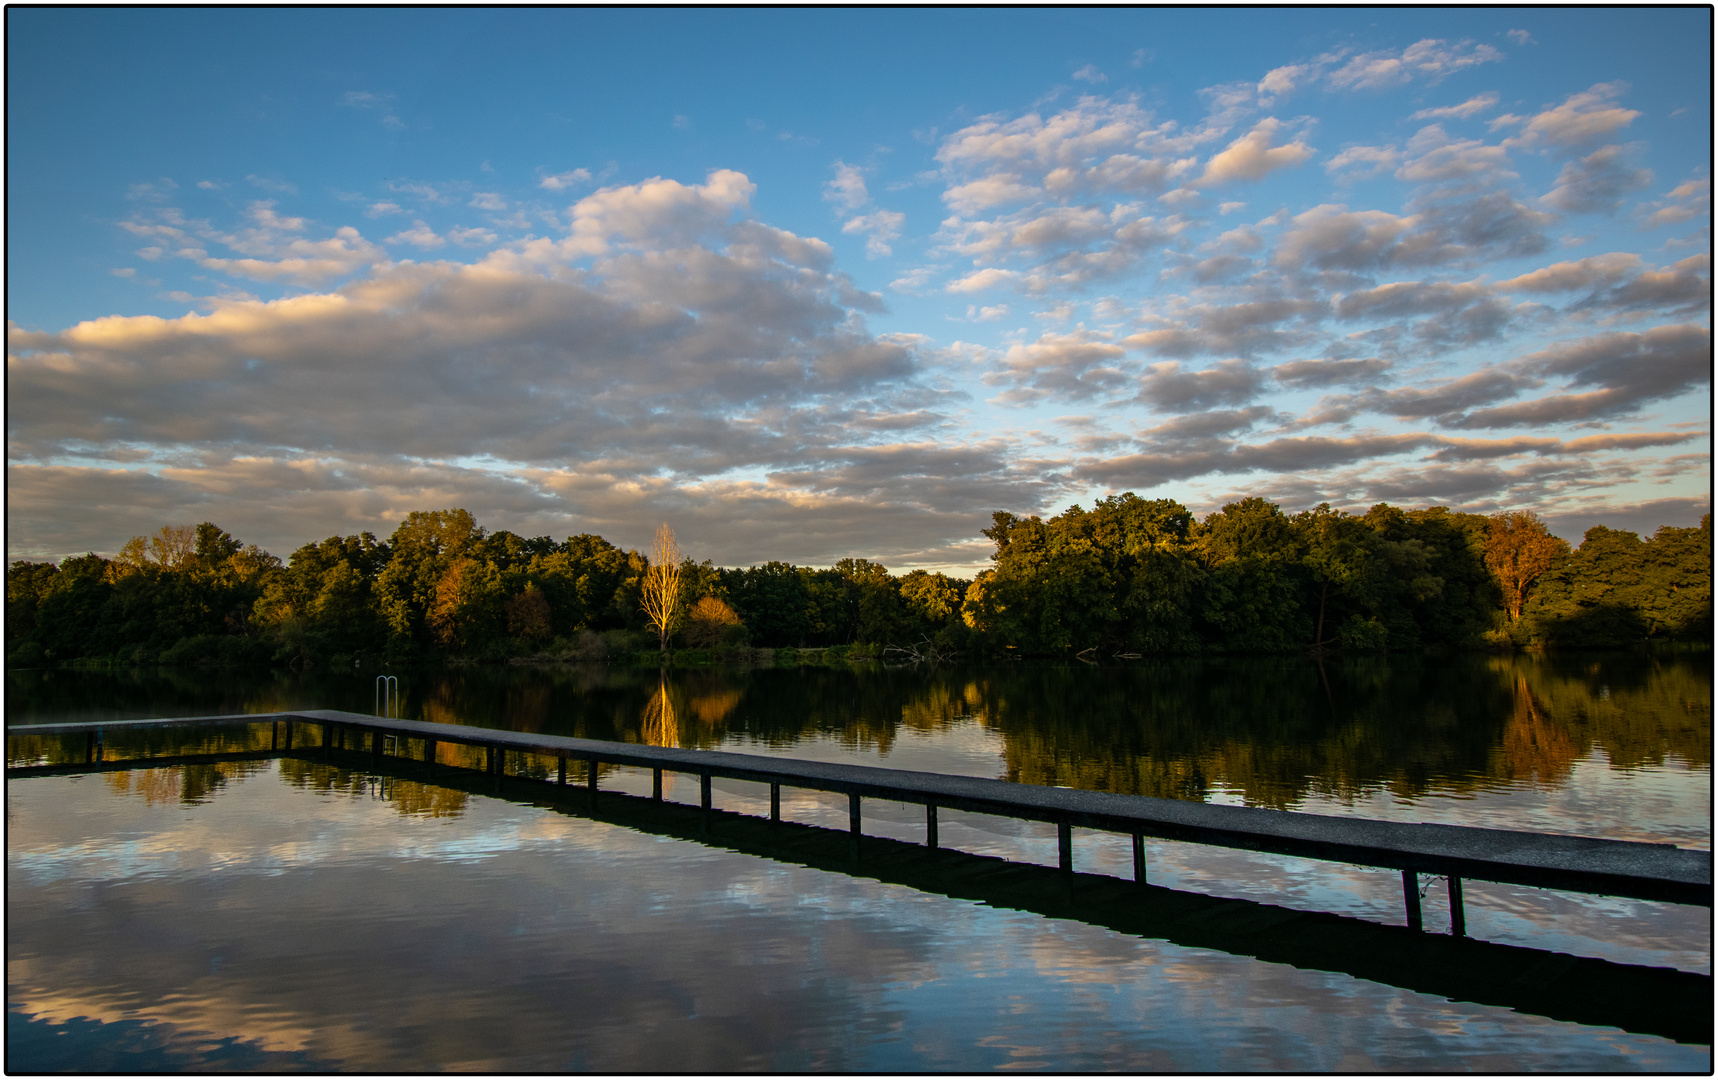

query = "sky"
(7, 8), (1711, 571)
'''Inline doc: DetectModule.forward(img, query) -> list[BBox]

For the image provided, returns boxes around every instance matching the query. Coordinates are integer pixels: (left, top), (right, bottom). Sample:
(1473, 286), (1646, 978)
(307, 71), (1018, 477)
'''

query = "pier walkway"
(8, 709), (1711, 936)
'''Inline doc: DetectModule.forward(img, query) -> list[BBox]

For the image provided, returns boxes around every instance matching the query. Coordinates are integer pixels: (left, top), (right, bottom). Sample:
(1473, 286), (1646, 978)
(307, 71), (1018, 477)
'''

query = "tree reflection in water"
(6, 653), (1710, 816)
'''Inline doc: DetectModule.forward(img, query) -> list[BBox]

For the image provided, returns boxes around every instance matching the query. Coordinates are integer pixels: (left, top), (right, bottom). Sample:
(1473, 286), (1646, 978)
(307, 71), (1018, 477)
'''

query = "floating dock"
(8, 709), (1711, 937)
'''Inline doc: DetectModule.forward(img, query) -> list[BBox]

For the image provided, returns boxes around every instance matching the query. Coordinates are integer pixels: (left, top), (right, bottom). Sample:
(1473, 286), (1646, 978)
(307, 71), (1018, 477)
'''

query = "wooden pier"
(8, 710), (1711, 936)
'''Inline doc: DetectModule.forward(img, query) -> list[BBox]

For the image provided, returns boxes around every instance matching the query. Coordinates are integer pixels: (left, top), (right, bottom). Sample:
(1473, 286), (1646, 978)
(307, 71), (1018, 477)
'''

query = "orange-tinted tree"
(1485, 511), (1568, 622)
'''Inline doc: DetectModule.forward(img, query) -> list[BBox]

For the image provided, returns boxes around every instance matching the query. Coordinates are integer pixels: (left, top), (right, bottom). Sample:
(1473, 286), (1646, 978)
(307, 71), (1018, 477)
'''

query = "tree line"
(6, 495), (1710, 668)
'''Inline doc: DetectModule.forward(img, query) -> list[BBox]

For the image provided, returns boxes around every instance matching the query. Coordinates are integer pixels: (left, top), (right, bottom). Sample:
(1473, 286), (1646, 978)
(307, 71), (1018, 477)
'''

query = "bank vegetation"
(6, 495), (1710, 669)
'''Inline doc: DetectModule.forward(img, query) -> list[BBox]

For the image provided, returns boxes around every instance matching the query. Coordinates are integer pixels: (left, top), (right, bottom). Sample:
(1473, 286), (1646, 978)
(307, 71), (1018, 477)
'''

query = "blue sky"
(7, 8), (1711, 569)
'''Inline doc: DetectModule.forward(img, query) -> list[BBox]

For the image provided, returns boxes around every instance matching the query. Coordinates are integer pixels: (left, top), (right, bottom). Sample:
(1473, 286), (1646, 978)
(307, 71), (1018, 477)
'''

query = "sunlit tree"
(640, 523), (684, 652)
(682, 594), (743, 648)
(1485, 511), (1568, 622)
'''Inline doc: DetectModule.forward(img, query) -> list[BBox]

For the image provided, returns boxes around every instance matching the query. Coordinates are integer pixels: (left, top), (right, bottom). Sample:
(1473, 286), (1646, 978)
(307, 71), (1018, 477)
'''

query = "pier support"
(1403, 871), (1423, 932)
(926, 803), (938, 849)
(271, 722), (279, 751)
(557, 753), (567, 786)
(770, 782), (781, 821)
(587, 757), (598, 810)
(1132, 833), (1147, 884)
(652, 767), (662, 801)
(283, 722), (293, 751)
(86, 731), (96, 764)
(700, 771), (712, 832)
(1058, 822), (1073, 875)
(1449, 876), (1466, 937)
(849, 793), (862, 861)
(423, 739), (434, 772)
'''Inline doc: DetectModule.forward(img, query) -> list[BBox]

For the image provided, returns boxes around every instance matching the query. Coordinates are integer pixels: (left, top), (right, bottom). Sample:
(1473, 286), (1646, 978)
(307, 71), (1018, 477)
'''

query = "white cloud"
(842, 209), (905, 257)
(449, 226), (499, 247)
(1325, 144), (1400, 181)
(1071, 64), (1107, 84)
(365, 201), (404, 218)
(824, 161), (870, 210)
(384, 221), (446, 248)
(8, 185), (1029, 567)
(1514, 82), (1640, 148)
(943, 174), (1042, 214)
(1393, 125), (1514, 184)
(1410, 93), (1501, 121)
(1257, 64), (1307, 99)
(558, 169), (756, 258)
(1324, 38), (1503, 91)
(1197, 118), (1314, 186)
(469, 192), (507, 211)
(1640, 175), (1710, 228)
(539, 169), (593, 192)
(946, 268), (1022, 293)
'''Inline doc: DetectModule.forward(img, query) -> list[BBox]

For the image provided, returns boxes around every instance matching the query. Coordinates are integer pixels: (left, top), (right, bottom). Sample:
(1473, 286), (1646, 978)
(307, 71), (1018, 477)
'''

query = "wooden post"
(587, 757), (598, 810)
(770, 782), (781, 821)
(284, 722), (293, 751)
(653, 767), (663, 801)
(1402, 871), (1423, 932)
(700, 772), (712, 832)
(1058, 822), (1073, 875)
(557, 753), (567, 785)
(849, 793), (862, 861)
(86, 731), (95, 764)
(424, 739), (435, 772)
(1132, 833), (1146, 884)
(93, 729), (102, 762)
(322, 723), (332, 756)
(1449, 876), (1466, 937)
(372, 728), (383, 759)
(926, 803), (938, 849)
(271, 721), (279, 751)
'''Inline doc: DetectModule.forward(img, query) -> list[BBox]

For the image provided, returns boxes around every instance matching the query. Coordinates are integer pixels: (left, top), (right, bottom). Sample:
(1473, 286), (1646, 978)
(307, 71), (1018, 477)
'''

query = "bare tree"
(640, 523), (684, 652)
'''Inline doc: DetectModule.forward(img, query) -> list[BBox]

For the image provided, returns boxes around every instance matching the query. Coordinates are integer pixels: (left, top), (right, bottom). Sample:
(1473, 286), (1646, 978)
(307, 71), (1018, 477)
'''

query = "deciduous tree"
(640, 523), (684, 652)
(1485, 511), (1567, 622)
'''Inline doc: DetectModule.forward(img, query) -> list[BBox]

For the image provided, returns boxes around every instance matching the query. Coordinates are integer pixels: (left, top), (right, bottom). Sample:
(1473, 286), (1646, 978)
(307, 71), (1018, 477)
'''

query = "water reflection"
(10, 654), (1707, 815)
(7, 765), (1709, 1072)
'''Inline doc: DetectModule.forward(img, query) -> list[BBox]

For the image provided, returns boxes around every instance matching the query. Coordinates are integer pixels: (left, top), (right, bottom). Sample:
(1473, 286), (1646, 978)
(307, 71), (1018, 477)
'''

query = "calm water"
(6, 654), (1712, 1070)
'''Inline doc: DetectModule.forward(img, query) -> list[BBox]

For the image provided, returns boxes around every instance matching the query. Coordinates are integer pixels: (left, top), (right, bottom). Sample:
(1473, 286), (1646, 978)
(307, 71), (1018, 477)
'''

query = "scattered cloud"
(245, 174), (297, 195)
(1197, 118), (1315, 186)
(1410, 93), (1501, 121)
(384, 221), (445, 248)
(539, 169), (593, 192)
(1324, 39), (1503, 91)
(824, 161), (870, 210)
(1640, 175), (1710, 228)
(1513, 82), (1640, 148)
(842, 209), (906, 257)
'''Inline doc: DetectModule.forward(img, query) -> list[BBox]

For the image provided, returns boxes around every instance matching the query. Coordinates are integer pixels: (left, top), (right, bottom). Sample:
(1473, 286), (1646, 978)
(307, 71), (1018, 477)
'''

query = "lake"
(6, 653), (1711, 1070)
